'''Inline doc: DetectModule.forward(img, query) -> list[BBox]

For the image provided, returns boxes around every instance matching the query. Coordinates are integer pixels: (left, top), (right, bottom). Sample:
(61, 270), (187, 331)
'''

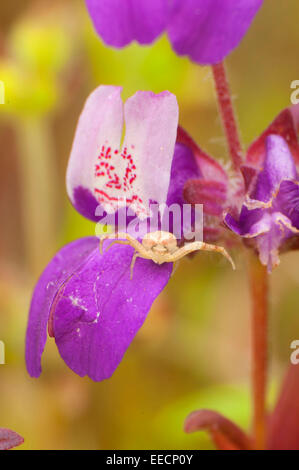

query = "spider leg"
(99, 232), (117, 254)
(119, 233), (145, 254)
(99, 232), (144, 255)
(103, 239), (131, 253)
(164, 242), (235, 269)
(130, 251), (141, 280)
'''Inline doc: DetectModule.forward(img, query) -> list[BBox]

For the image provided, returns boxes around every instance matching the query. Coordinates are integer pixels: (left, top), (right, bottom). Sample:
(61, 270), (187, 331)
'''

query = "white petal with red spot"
(67, 86), (178, 220)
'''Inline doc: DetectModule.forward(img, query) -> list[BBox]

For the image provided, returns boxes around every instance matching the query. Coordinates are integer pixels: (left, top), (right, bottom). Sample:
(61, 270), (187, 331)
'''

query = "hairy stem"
(248, 253), (268, 450)
(212, 62), (243, 172)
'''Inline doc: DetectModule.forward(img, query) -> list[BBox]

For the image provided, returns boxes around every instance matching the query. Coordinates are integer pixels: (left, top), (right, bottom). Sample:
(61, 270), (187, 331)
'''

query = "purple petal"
(226, 136), (299, 234)
(67, 86), (178, 222)
(167, 0), (263, 65)
(225, 209), (298, 271)
(26, 237), (99, 377)
(161, 143), (201, 239)
(72, 186), (100, 223)
(225, 205), (264, 237)
(53, 241), (172, 381)
(0, 428), (24, 450)
(85, 0), (169, 47)
(252, 135), (297, 203)
(254, 213), (293, 271)
(275, 180), (299, 228)
(166, 143), (201, 208)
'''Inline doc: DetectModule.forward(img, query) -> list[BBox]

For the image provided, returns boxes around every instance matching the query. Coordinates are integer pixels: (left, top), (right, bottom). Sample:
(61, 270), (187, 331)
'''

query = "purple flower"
(224, 107), (299, 271)
(26, 86), (213, 381)
(85, 0), (263, 65)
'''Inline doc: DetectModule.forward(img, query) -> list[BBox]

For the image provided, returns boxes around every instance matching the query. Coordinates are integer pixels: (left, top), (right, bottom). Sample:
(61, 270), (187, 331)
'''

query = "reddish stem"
(248, 253), (268, 450)
(212, 62), (243, 172)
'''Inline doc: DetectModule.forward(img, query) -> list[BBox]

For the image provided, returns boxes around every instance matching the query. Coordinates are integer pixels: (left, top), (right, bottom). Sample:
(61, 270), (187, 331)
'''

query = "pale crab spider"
(99, 231), (235, 279)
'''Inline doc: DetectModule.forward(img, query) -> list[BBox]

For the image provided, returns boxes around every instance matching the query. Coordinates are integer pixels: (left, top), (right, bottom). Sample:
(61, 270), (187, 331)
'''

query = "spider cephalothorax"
(100, 231), (235, 279)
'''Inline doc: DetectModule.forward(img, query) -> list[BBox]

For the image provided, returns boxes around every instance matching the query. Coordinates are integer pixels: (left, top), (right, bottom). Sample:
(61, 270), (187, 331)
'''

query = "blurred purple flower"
(27, 86), (229, 382)
(85, 0), (263, 65)
(0, 428), (24, 450)
(225, 107), (299, 271)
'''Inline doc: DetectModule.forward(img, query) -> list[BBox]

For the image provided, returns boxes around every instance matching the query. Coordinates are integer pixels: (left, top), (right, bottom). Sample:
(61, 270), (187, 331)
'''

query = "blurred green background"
(0, 0), (299, 450)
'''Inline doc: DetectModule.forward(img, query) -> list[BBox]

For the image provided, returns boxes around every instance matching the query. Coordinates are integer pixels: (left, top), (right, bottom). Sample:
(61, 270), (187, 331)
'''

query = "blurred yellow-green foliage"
(0, 0), (299, 450)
